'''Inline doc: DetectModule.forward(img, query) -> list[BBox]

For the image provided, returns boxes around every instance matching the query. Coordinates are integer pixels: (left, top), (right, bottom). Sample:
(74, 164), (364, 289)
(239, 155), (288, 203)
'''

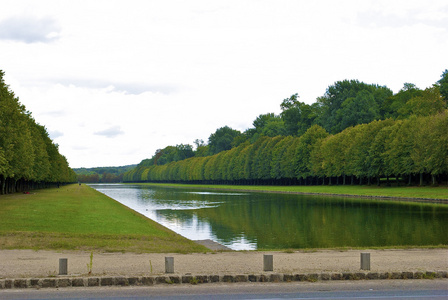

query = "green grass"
(132, 183), (448, 200)
(0, 184), (208, 253)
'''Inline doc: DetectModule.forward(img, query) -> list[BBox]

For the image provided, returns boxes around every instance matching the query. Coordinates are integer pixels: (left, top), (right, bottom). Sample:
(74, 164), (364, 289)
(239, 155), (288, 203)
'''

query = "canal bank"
(129, 183), (448, 203)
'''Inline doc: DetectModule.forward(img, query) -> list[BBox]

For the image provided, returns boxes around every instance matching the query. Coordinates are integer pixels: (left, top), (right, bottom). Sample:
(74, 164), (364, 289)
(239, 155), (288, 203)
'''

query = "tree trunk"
(0, 175), (5, 195)
(419, 172), (423, 186)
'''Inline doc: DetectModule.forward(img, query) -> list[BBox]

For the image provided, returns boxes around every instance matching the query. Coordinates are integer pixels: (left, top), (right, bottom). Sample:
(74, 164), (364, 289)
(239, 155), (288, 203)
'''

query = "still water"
(89, 184), (448, 250)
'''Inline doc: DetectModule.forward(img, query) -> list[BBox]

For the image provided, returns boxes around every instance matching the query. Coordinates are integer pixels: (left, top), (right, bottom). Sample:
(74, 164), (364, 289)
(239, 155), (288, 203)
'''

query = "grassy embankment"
(131, 183), (448, 200)
(0, 184), (208, 253)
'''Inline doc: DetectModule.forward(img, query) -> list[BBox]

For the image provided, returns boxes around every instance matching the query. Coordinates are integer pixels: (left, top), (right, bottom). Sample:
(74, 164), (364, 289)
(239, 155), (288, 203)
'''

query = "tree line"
(0, 70), (77, 194)
(124, 112), (447, 186)
(74, 165), (136, 183)
(124, 71), (448, 186)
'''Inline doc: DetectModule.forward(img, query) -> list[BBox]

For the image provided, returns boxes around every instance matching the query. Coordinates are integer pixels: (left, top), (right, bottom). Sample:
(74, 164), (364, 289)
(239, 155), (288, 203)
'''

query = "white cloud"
(94, 126), (125, 138)
(0, 15), (61, 43)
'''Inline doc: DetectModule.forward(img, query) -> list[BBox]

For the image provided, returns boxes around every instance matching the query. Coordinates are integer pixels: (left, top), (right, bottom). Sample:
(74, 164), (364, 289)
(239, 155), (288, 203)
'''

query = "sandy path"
(0, 249), (446, 278)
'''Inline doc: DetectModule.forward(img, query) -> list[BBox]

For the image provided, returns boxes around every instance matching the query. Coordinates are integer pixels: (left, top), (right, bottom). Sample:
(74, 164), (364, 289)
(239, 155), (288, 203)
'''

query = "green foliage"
(280, 93), (319, 136)
(0, 70), (76, 194)
(252, 113), (287, 138)
(208, 126), (242, 155)
(397, 86), (445, 117)
(382, 83), (423, 119)
(125, 74), (447, 186)
(295, 125), (329, 179)
(316, 80), (393, 133)
(125, 112), (447, 186)
(437, 69), (448, 102)
(74, 165), (136, 183)
(154, 144), (194, 165)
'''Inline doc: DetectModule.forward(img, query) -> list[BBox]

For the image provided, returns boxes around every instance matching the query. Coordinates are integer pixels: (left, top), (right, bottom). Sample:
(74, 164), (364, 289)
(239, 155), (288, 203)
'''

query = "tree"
(398, 86), (445, 117)
(29, 121), (51, 182)
(424, 111), (448, 182)
(316, 80), (392, 133)
(280, 93), (318, 136)
(271, 136), (294, 180)
(193, 139), (209, 157)
(337, 90), (380, 130)
(0, 71), (34, 190)
(208, 126), (242, 155)
(437, 69), (448, 102)
(294, 125), (329, 180)
(174, 144), (194, 161)
(346, 119), (395, 184)
(382, 83), (422, 119)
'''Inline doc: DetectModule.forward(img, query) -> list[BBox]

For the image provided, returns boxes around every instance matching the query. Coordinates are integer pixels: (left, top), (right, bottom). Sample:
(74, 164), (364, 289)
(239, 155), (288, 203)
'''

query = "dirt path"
(1, 249), (446, 278)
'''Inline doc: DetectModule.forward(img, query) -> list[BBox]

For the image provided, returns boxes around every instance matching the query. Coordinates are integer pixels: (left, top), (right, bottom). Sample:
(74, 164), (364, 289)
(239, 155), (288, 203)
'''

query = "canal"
(89, 184), (448, 250)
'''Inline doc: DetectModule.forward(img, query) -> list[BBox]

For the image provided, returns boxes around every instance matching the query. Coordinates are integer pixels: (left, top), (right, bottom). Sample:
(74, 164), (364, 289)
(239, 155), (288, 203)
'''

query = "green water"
(91, 184), (448, 250)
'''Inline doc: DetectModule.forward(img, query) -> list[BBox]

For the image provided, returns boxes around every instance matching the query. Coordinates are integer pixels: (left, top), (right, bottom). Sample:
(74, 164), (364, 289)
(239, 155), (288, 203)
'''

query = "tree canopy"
(0, 70), (77, 194)
(125, 70), (448, 186)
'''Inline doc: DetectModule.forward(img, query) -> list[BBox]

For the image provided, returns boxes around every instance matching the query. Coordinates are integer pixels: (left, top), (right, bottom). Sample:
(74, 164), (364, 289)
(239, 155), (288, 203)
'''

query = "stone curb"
(0, 271), (447, 289)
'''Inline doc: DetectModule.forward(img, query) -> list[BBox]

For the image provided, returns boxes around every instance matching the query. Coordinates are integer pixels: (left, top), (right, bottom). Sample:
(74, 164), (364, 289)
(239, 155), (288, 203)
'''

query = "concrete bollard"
(361, 253), (370, 270)
(165, 257), (174, 273)
(263, 254), (273, 272)
(59, 258), (68, 275)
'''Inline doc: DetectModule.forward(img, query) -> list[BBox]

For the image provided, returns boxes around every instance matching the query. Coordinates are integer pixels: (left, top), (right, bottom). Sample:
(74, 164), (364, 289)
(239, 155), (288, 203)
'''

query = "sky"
(1, 0), (447, 168)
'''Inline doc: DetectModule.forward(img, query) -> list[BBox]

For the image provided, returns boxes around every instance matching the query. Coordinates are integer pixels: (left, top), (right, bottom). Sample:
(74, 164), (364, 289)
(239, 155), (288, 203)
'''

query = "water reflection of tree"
(133, 187), (448, 249)
(194, 194), (448, 249)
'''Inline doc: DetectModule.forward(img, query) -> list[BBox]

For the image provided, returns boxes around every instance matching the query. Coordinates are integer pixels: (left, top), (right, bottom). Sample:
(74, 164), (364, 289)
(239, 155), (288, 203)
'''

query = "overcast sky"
(1, 0), (447, 168)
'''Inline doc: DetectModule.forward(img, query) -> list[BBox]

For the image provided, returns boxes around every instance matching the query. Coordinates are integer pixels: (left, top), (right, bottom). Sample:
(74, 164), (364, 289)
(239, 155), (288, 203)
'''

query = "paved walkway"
(1, 249), (446, 278)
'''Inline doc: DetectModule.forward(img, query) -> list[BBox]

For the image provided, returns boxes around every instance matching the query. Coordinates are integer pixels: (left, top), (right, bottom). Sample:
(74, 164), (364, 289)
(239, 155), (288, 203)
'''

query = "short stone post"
(263, 254), (273, 272)
(59, 258), (68, 275)
(361, 253), (370, 270)
(165, 257), (174, 273)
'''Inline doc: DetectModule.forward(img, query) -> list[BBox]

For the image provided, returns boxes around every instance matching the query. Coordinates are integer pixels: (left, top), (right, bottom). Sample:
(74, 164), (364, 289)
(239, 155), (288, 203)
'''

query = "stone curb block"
(0, 271), (446, 289)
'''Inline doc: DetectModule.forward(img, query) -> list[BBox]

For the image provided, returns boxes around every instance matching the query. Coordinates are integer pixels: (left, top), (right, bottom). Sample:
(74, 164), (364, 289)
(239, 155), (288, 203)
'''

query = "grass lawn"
(134, 183), (448, 200)
(0, 184), (208, 253)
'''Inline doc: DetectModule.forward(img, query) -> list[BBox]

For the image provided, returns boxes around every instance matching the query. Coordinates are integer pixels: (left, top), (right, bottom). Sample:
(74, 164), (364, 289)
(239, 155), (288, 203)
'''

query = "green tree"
(208, 126), (242, 155)
(398, 86), (445, 117)
(271, 136), (294, 180)
(369, 125), (394, 183)
(338, 90), (380, 130)
(280, 93), (318, 136)
(382, 83), (423, 119)
(294, 125), (329, 180)
(193, 139), (209, 157)
(437, 69), (448, 102)
(29, 122), (51, 182)
(346, 119), (395, 184)
(316, 80), (392, 133)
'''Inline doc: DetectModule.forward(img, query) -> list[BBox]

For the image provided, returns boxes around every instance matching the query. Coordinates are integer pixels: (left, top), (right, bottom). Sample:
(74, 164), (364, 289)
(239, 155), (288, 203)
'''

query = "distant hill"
(74, 165), (137, 183)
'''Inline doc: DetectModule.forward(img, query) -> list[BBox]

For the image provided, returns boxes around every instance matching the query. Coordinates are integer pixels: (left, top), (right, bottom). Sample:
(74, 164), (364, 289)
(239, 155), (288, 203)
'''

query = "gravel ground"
(1, 249), (446, 278)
